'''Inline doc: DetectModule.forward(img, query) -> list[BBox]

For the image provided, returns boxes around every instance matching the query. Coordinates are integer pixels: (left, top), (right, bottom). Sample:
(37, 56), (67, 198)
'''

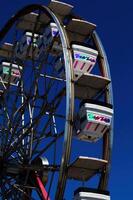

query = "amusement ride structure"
(0, 0), (113, 199)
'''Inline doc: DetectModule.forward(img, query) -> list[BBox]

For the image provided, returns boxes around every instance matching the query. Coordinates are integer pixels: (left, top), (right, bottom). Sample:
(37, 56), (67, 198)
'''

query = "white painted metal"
(74, 191), (110, 200)
(36, 157), (49, 185)
(75, 74), (111, 99)
(68, 156), (107, 181)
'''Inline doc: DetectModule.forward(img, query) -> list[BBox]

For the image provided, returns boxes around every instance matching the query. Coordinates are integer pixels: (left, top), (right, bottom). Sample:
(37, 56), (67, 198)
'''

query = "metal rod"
(35, 174), (50, 200)
(92, 31), (114, 190)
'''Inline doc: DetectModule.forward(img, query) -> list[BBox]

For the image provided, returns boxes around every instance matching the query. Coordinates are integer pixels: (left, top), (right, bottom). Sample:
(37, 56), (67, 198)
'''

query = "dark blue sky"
(0, 0), (132, 199)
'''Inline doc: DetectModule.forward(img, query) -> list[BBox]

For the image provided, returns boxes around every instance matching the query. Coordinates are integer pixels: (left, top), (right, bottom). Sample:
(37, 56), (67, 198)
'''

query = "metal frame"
(0, 2), (114, 200)
(92, 32), (114, 189)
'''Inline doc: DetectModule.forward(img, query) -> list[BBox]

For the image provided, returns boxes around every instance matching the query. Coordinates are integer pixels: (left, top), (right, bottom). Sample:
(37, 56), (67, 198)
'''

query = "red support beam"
(35, 174), (50, 200)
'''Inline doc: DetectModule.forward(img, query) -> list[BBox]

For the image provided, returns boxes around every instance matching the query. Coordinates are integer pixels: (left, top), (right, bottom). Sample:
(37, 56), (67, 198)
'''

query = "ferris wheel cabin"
(74, 100), (113, 142)
(0, 61), (22, 86)
(15, 31), (39, 59)
(55, 44), (98, 80)
(36, 22), (62, 58)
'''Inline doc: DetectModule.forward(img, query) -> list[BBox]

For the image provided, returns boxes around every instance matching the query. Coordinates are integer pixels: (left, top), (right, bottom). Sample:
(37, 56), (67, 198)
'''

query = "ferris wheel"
(0, 1), (114, 200)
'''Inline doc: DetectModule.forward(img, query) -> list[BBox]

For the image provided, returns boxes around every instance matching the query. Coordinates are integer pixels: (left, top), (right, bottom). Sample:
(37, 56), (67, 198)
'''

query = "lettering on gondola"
(74, 53), (96, 62)
(87, 112), (111, 124)
(3, 66), (20, 77)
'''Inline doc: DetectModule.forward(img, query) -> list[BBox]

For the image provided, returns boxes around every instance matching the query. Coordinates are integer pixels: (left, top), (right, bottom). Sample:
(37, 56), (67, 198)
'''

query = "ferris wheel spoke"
(12, 184), (33, 200)
(32, 113), (62, 152)
(7, 93), (64, 160)
(32, 119), (60, 156)
(4, 83), (45, 152)
(6, 88), (21, 123)
(7, 61), (60, 148)
(7, 154), (23, 163)
(24, 77), (61, 159)
(0, 89), (21, 148)
(12, 73), (55, 132)
(1, 176), (32, 199)
(1, 107), (12, 150)
(0, 181), (15, 199)
(14, 83), (64, 142)
(33, 132), (63, 162)
(47, 137), (57, 198)
(4, 104), (54, 159)
(3, 94), (30, 152)
(0, 177), (14, 191)
(31, 91), (65, 156)
(32, 131), (52, 145)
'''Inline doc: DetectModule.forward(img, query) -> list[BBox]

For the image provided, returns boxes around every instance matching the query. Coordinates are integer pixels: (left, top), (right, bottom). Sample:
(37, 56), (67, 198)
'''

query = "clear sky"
(0, 0), (132, 199)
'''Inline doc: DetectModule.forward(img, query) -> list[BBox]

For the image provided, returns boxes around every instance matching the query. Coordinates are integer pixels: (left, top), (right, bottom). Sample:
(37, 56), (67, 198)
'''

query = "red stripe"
(35, 174), (50, 200)
(101, 125), (107, 133)
(80, 62), (86, 70)
(94, 123), (99, 131)
(87, 64), (93, 72)
(73, 60), (78, 69)
(86, 122), (92, 130)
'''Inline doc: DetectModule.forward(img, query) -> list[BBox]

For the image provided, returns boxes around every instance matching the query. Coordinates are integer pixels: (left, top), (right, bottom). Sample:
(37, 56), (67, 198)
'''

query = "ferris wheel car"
(55, 44), (98, 80)
(74, 100), (113, 142)
(72, 44), (98, 80)
(74, 188), (110, 200)
(43, 22), (59, 46)
(0, 61), (22, 86)
(37, 22), (62, 58)
(15, 31), (39, 59)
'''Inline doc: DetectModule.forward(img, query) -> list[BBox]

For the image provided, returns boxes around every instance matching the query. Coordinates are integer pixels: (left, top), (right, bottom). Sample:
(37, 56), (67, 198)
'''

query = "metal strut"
(35, 173), (50, 200)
